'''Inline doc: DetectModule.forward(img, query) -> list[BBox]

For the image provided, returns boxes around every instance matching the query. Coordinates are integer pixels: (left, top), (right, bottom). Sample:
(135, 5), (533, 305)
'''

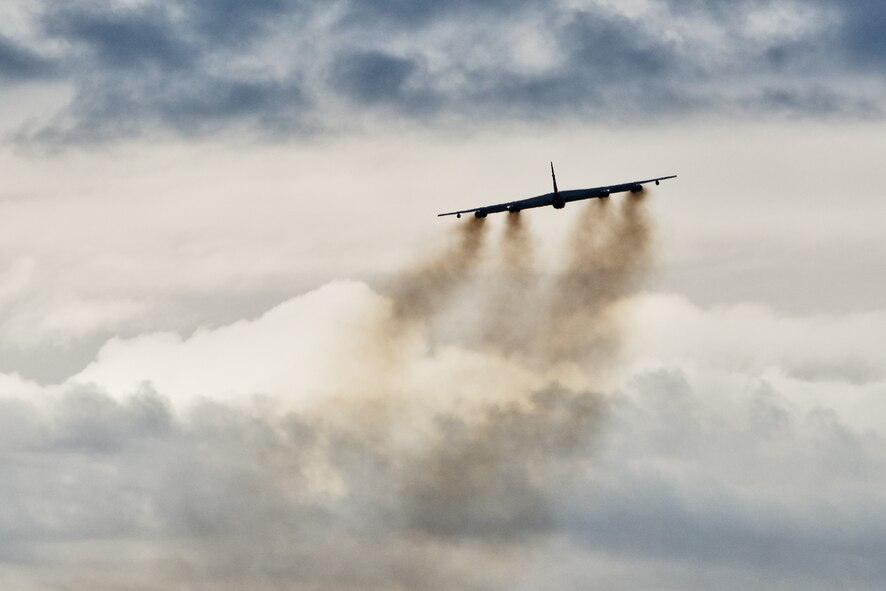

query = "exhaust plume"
(480, 213), (541, 353)
(8, 198), (657, 590)
(540, 195), (652, 367)
(389, 217), (489, 321)
(500, 212), (535, 275)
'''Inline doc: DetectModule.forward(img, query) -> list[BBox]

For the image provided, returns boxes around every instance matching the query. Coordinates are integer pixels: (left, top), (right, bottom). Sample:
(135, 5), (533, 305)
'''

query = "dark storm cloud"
(562, 10), (675, 79)
(15, 0), (314, 143)
(836, 0), (886, 71)
(0, 35), (53, 80)
(339, 0), (534, 27)
(745, 85), (881, 118)
(666, 0), (886, 70)
(19, 56), (308, 144)
(448, 9), (698, 121)
(181, 0), (297, 43)
(331, 49), (438, 113)
(6, 0), (886, 143)
(44, 5), (194, 70)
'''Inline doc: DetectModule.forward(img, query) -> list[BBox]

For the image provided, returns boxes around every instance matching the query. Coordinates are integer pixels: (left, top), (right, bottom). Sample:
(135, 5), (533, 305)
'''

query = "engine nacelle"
(629, 184), (643, 193)
(551, 197), (565, 209)
(474, 210), (487, 218)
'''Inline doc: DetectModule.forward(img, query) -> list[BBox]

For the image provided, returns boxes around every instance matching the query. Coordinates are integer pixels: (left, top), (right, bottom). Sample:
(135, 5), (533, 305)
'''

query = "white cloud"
(71, 280), (403, 410)
(0, 277), (882, 589)
(626, 292), (886, 382)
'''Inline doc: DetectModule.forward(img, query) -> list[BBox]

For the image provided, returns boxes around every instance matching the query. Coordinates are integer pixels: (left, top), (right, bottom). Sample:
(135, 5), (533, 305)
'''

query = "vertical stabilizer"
(551, 162), (559, 194)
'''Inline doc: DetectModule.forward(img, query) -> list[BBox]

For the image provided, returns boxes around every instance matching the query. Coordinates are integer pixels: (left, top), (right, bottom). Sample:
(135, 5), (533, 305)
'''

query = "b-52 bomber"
(438, 163), (676, 218)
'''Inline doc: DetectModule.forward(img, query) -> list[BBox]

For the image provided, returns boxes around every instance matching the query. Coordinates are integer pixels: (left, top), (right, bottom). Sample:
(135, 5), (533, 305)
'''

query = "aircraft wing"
(436, 201), (513, 218)
(594, 175), (678, 196)
(437, 174), (677, 218)
(436, 192), (553, 218)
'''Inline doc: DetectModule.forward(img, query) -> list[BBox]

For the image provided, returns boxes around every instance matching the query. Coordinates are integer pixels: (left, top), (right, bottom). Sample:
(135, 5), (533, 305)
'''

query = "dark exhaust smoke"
(479, 213), (540, 353)
(539, 195), (652, 367)
(27, 195), (658, 590)
(389, 217), (489, 321)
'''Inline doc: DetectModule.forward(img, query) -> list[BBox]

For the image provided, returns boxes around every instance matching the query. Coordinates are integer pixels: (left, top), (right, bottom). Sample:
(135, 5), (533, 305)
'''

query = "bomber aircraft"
(438, 163), (676, 218)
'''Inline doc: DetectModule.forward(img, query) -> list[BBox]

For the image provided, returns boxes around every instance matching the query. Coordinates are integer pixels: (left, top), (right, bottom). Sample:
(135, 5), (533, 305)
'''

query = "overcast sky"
(0, 1), (884, 590)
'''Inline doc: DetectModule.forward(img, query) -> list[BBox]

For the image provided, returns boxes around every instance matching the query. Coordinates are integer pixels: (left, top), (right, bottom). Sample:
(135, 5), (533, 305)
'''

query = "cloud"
(339, 0), (533, 27)
(70, 281), (400, 409)
(836, 0), (886, 71)
(330, 49), (435, 113)
(181, 0), (296, 44)
(0, 279), (884, 589)
(3, 0), (885, 144)
(31, 73), (308, 144)
(44, 5), (194, 71)
(0, 187), (883, 587)
(0, 34), (53, 80)
(546, 363), (886, 590)
(624, 293), (886, 389)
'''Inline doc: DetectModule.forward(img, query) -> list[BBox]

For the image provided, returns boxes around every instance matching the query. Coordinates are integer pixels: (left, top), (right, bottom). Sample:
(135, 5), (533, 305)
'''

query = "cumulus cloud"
(2, 0), (885, 143)
(1, 286), (885, 589)
(0, 202), (884, 589)
(625, 293), (886, 387)
(71, 280), (406, 410)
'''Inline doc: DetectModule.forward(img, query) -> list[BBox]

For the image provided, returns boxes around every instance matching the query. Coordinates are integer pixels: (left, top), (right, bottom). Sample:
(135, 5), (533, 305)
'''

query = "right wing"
(437, 206), (489, 218)
(593, 175), (677, 195)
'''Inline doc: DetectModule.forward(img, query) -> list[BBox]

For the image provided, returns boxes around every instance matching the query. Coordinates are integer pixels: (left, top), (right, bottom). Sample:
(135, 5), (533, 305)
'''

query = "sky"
(0, 1), (884, 589)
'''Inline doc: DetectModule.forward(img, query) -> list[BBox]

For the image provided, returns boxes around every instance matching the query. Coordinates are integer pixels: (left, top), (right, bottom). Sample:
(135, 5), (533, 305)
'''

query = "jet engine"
(629, 184), (643, 193)
(474, 210), (487, 218)
(552, 197), (565, 209)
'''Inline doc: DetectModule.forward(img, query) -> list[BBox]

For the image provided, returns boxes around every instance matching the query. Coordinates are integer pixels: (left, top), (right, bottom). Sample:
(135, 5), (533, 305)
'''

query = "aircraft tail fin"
(551, 161), (559, 194)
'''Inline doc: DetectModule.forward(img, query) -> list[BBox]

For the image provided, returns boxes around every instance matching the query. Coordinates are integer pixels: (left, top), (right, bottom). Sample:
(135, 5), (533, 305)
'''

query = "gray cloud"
(336, 0), (538, 29)
(24, 71), (308, 144)
(330, 49), (435, 113)
(44, 5), (194, 71)
(3, 0), (884, 143)
(0, 383), (598, 588)
(0, 35), (53, 80)
(547, 368), (886, 590)
(1, 359), (885, 589)
(837, 0), (886, 70)
(744, 85), (882, 118)
(181, 0), (297, 44)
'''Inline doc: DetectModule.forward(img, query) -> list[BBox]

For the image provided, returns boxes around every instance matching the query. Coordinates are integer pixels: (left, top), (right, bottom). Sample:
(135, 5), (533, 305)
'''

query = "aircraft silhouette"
(438, 163), (676, 218)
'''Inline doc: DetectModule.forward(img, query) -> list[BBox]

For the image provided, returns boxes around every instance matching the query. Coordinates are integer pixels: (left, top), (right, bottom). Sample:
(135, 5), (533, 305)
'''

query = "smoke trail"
(389, 217), (488, 321)
(315, 193), (649, 545)
(399, 385), (605, 540)
(333, 216), (490, 446)
(500, 212), (534, 275)
(3, 199), (658, 590)
(479, 213), (540, 353)
(540, 194), (652, 367)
